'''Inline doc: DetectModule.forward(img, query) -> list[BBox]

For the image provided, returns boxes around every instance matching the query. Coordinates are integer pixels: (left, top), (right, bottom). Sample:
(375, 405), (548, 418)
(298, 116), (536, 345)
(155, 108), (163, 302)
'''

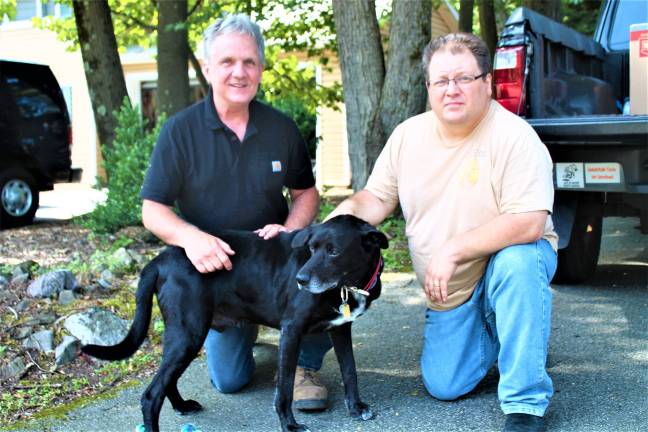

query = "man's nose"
(232, 61), (245, 76)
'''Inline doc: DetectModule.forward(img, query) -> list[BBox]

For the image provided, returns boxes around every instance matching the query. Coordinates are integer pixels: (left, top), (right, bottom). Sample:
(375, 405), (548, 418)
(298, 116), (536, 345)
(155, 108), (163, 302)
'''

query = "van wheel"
(553, 202), (602, 284)
(0, 168), (39, 229)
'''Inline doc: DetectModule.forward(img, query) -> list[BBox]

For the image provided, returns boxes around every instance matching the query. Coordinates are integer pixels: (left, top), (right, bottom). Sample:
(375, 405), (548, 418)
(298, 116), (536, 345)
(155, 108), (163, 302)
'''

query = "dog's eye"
(326, 245), (340, 257)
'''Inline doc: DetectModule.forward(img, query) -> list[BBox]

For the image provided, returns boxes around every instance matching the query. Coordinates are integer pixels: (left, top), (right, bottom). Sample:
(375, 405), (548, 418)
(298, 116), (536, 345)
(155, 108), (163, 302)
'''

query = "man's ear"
(291, 227), (312, 249)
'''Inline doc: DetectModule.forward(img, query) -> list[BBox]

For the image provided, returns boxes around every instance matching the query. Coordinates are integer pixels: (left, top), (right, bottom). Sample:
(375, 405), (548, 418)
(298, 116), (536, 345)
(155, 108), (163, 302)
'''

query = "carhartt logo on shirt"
(272, 161), (282, 172)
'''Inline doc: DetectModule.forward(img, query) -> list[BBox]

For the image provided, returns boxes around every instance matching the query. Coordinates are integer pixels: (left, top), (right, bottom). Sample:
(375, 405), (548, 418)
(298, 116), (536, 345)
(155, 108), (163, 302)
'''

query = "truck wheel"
(553, 203), (602, 284)
(0, 168), (39, 229)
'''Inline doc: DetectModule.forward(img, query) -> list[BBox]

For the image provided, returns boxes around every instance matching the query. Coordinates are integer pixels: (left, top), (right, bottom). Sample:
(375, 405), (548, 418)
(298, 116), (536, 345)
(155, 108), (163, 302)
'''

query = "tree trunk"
(332, 0), (385, 190)
(333, 0), (431, 190)
(72, 0), (128, 153)
(478, 0), (498, 63)
(157, 0), (190, 117)
(459, 0), (475, 33)
(524, 0), (561, 20)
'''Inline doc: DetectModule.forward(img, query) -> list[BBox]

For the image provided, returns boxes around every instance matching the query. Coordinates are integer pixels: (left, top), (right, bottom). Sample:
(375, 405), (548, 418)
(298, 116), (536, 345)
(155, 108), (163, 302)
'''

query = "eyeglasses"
(426, 72), (488, 89)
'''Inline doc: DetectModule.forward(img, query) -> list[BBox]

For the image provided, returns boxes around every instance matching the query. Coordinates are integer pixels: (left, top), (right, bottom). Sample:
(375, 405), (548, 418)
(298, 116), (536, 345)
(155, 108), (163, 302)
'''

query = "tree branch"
(188, 49), (208, 95)
(112, 9), (156, 32)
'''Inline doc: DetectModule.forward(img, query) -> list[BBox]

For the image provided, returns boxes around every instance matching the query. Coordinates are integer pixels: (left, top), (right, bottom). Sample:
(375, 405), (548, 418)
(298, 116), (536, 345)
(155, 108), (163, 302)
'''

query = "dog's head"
(291, 214), (388, 294)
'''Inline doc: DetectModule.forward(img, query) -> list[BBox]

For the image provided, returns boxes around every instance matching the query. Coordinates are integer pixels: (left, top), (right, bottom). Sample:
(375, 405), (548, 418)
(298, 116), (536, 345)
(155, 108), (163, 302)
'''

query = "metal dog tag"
(339, 303), (351, 318)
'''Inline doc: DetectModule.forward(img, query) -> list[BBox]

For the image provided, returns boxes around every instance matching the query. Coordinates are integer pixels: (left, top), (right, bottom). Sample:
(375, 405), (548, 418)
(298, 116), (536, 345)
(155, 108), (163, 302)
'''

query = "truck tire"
(0, 168), (39, 229)
(553, 202), (602, 284)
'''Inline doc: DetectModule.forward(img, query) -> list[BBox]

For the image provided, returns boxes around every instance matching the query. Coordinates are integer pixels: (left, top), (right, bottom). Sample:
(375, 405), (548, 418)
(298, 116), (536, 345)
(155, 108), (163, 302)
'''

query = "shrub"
(80, 99), (164, 234)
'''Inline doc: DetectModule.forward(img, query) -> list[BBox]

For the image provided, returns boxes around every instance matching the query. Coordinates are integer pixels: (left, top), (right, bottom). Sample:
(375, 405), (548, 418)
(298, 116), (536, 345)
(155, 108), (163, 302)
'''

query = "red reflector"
(68, 126), (73, 147)
(494, 46), (526, 115)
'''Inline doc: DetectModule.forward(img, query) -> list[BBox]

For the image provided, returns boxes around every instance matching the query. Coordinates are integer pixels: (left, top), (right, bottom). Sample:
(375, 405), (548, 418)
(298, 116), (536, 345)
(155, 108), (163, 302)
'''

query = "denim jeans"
(421, 240), (557, 416)
(204, 325), (332, 393)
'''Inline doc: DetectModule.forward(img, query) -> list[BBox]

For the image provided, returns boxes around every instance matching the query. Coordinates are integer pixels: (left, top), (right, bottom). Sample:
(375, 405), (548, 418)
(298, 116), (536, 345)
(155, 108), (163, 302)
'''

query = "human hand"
(424, 245), (459, 303)
(182, 228), (235, 273)
(255, 224), (288, 240)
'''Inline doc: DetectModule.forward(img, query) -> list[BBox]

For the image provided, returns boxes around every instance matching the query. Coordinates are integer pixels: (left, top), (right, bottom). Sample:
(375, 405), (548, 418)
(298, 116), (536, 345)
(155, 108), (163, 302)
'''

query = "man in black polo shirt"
(140, 13), (331, 411)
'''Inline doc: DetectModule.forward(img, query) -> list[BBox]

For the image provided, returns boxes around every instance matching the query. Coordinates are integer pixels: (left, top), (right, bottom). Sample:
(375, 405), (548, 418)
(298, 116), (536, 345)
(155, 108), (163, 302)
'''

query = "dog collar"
(363, 256), (383, 292)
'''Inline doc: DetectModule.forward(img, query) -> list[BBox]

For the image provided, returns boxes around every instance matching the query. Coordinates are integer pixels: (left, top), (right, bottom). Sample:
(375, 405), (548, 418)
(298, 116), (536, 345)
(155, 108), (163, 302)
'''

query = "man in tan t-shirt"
(328, 33), (557, 432)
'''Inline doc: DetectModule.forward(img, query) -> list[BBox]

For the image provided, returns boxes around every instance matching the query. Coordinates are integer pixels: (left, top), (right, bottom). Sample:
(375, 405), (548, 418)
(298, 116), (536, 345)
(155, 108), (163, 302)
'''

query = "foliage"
(79, 99), (164, 234)
(0, 0), (16, 20)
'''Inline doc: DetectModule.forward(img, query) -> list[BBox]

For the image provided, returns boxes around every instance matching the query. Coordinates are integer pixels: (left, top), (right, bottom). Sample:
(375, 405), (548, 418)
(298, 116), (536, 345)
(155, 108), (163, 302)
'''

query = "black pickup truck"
(0, 60), (82, 229)
(494, 0), (648, 282)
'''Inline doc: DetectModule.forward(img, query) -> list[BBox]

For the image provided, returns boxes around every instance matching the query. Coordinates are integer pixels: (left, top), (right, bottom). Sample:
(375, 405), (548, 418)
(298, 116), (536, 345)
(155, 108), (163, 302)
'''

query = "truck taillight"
(494, 46), (527, 116)
(67, 126), (73, 147)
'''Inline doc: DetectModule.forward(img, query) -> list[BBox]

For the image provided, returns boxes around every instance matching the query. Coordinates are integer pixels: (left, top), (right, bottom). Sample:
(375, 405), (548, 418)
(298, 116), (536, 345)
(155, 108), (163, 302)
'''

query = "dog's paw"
(173, 399), (203, 415)
(284, 423), (311, 432)
(348, 402), (373, 421)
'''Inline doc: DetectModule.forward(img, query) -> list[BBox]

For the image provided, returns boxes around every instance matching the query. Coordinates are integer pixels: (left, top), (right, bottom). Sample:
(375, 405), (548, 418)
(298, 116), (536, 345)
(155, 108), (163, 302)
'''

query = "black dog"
(82, 215), (388, 432)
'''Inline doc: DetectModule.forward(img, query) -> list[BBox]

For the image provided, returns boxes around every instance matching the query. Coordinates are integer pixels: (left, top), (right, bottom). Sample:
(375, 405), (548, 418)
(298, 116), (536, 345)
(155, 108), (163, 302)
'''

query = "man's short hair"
(203, 13), (265, 65)
(422, 33), (491, 80)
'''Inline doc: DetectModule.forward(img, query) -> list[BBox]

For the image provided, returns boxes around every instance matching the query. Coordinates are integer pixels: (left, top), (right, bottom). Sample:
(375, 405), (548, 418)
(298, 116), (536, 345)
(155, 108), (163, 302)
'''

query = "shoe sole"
(294, 399), (327, 411)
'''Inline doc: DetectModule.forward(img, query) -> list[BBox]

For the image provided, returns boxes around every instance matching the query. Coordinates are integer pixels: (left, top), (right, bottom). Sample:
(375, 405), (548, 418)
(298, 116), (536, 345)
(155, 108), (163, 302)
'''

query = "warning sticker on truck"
(584, 163), (621, 183)
(555, 162), (584, 188)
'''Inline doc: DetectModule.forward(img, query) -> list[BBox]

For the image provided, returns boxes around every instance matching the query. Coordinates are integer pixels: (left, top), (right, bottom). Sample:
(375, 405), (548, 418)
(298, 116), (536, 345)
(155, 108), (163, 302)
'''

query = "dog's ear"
(362, 226), (389, 250)
(291, 227), (312, 249)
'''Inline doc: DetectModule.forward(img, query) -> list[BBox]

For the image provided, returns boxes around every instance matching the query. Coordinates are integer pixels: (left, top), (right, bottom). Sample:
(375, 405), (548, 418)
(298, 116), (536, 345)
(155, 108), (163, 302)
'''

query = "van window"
(4, 75), (62, 119)
(609, 1), (648, 50)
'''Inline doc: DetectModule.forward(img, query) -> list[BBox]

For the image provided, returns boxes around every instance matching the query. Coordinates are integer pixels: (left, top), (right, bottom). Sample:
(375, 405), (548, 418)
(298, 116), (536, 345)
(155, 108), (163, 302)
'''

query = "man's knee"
(210, 372), (252, 394)
(491, 243), (538, 278)
(421, 368), (471, 401)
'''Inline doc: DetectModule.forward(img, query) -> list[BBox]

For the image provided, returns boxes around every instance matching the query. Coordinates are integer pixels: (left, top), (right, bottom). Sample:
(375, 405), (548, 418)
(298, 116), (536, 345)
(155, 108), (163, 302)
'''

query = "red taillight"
(67, 126), (73, 147)
(494, 46), (526, 116)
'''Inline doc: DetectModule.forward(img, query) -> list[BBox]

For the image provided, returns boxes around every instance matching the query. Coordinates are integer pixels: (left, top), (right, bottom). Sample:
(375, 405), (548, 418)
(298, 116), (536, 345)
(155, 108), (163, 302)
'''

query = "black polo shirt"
(140, 88), (315, 233)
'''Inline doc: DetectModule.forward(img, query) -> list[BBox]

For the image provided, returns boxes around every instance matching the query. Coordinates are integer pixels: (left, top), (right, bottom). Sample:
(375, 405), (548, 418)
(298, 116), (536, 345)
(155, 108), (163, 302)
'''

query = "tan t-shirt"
(366, 101), (558, 311)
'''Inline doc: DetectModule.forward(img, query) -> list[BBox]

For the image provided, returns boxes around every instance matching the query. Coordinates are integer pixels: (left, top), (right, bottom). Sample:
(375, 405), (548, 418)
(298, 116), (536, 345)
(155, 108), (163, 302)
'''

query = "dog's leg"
(141, 325), (207, 431)
(275, 324), (310, 432)
(329, 323), (373, 421)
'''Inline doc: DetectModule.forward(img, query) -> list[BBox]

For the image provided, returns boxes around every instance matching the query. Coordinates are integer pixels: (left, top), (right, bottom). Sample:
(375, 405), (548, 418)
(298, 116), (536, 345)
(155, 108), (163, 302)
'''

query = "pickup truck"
(0, 60), (82, 229)
(493, 0), (648, 282)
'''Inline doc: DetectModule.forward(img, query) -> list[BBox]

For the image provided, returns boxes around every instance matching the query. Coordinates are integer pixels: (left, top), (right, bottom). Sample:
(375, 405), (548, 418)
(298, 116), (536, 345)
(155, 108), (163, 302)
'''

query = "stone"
(27, 269), (78, 298)
(14, 299), (33, 313)
(0, 274), (8, 288)
(97, 269), (114, 289)
(23, 329), (55, 353)
(64, 307), (128, 346)
(111, 247), (135, 270)
(58, 290), (76, 305)
(55, 336), (80, 366)
(0, 356), (26, 380)
(13, 326), (33, 339)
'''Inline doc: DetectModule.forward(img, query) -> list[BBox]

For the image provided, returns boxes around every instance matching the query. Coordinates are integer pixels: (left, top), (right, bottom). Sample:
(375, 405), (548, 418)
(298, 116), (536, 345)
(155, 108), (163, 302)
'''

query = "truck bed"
(527, 114), (648, 144)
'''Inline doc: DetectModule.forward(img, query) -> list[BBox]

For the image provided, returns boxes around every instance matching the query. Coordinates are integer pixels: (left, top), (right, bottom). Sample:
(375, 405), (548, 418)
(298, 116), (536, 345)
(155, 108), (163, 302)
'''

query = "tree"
(478, 0), (498, 60)
(523, 0), (560, 20)
(459, 0), (475, 33)
(71, 0), (128, 153)
(332, 0), (431, 190)
(157, 0), (190, 117)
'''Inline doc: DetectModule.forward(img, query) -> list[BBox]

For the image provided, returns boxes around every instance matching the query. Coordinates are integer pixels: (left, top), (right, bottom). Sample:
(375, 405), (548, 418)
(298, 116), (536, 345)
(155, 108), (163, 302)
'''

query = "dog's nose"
(296, 273), (310, 288)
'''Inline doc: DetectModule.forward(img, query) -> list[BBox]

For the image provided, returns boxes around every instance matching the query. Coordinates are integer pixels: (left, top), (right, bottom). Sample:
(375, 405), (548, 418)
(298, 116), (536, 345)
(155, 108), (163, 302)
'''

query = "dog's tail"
(81, 262), (158, 361)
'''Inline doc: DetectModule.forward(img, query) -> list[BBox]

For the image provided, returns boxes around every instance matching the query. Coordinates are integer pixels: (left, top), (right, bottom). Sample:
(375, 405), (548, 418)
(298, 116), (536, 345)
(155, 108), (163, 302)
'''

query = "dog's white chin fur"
(297, 280), (339, 294)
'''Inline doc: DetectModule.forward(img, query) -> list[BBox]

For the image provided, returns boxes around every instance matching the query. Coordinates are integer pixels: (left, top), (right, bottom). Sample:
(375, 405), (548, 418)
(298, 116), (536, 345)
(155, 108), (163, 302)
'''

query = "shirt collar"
(203, 87), (259, 141)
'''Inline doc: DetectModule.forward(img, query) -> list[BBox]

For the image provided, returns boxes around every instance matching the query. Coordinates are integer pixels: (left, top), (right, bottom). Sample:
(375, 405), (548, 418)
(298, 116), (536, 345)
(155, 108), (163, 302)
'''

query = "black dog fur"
(82, 215), (388, 432)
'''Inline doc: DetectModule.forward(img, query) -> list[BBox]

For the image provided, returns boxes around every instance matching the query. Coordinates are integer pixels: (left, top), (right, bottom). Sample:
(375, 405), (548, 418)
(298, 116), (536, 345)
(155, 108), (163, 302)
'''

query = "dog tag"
(339, 303), (351, 318)
(348, 287), (369, 297)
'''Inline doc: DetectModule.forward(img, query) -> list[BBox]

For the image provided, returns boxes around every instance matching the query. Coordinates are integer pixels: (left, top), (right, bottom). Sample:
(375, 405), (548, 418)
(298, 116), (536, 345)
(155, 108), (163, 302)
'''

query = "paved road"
(15, 217), (647, 432)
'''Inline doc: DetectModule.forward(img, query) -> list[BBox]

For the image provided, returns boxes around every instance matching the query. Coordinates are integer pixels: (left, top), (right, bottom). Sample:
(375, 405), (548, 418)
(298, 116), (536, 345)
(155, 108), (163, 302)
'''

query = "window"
(609, 1), (648, 51)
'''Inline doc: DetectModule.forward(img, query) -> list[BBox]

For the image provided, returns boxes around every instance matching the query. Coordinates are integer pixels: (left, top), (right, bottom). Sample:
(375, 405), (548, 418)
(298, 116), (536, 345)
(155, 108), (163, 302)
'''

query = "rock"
(13, 326), (33, 339)
(58, 290), (76, 305)
(10, 273), (29, 285)
(55, 336), (80, 366)
(0, 356), (26, 380)
(27, 269), (78, 298)
(0, 274), (8, 288)
(64, 307), (129, 346)
(97, 269), (114, 289)
(0, 289), (10, 301)
(12, 260), (37, 279)
(111, 247), (135, 270)
(23, 329), (55, 353)
(14, 299), (33, 313)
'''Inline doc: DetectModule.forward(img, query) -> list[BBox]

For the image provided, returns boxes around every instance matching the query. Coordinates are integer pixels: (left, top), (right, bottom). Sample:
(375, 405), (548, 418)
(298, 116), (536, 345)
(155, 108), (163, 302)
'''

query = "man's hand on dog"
(255, 223), (289, 240)
(183, 228), (235, 273)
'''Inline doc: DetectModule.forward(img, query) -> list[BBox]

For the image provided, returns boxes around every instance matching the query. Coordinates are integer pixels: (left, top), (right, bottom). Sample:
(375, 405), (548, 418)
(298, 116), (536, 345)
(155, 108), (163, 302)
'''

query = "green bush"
(80, 99), (164, 234)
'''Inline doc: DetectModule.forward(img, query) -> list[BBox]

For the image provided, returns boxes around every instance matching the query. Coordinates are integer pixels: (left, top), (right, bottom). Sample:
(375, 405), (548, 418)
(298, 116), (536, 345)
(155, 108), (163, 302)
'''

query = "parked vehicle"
(493, 0), (648, 282)
(0, 60), (81, 228)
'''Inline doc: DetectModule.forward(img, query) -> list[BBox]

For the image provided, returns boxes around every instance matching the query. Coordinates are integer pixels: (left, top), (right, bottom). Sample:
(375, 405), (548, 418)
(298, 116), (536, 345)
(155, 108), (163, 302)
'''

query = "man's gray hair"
(203, 13), (265, 65)
(421, 32), (491, 81)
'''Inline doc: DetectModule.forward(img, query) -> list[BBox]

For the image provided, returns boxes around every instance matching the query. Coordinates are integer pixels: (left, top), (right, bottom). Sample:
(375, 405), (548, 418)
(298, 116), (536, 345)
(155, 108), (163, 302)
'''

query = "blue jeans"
(421, 240), (557, 416)
(204, 325), (332, 393)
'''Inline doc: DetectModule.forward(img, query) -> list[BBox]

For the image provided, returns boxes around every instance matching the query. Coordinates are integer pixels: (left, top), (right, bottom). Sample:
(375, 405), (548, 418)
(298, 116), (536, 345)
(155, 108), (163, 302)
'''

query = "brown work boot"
(293, 367), (328, 411)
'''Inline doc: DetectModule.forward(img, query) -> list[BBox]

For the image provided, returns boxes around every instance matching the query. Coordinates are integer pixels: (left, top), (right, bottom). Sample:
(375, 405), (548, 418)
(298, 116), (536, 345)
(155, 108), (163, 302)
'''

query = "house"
(1, 0), (457, 189)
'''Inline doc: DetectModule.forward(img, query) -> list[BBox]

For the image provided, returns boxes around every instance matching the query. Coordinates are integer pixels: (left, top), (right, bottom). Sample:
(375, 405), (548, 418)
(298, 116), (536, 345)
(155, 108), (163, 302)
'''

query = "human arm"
(255, 186), (320, 239)
(425, 210), (548, 303)
(325, 189), (397, 226)
(142, 199), (235, 273)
